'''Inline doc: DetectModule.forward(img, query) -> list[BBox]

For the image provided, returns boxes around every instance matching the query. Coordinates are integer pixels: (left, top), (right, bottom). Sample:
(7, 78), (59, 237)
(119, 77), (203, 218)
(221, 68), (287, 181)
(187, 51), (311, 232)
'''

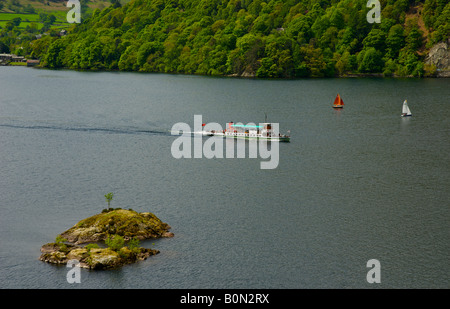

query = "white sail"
(402, 100), (411, 116)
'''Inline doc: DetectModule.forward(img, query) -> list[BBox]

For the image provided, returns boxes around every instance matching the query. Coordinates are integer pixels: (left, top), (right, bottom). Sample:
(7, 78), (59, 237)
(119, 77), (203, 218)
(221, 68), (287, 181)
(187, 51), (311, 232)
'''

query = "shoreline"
(7, 64), (449, 78)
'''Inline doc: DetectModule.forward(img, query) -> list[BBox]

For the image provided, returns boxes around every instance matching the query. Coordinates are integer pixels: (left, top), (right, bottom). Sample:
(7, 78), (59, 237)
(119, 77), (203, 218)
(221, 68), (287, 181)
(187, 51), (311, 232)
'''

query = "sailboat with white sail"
(401, 100), (412, 117)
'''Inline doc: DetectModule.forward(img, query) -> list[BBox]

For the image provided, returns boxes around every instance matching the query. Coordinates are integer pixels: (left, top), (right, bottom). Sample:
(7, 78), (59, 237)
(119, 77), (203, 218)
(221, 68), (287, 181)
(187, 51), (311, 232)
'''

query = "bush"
(85, 243), (100, 252)
(55, 235), (68, 253)
(105, 235), (125, 251)
(358, 47), (384, 73)
(127, 237), (141, 253)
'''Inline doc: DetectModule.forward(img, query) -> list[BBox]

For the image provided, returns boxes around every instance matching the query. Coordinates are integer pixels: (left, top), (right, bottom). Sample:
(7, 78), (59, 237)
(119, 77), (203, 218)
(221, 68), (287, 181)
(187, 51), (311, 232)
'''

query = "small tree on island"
(104, 192), (114, 210)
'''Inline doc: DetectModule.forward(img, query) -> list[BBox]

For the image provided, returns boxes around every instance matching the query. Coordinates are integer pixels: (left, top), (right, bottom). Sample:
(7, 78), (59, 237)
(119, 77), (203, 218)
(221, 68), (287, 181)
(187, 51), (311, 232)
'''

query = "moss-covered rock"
(39, 209), (171, 269)
(67, 248), (89, 261)
(39, 244), (159, 270)
(39, 251), (68, 265)
(85, 248), (121, 270)
(60, 209), (173, 244)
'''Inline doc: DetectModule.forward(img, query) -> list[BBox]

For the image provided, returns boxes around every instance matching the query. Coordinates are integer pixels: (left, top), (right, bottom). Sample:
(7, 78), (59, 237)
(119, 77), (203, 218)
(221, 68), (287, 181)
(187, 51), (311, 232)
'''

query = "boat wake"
(0, 121), (172, 137)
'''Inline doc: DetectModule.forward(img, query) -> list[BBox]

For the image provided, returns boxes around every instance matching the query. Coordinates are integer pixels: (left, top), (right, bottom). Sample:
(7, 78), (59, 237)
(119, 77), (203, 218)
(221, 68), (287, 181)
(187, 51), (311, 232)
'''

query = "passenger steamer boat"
(203, 122), (290, 142)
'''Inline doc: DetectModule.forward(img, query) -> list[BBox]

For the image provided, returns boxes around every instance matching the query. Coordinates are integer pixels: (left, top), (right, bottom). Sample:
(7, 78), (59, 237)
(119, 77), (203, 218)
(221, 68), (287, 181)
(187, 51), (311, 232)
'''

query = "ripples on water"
(0, 67), (449, 288)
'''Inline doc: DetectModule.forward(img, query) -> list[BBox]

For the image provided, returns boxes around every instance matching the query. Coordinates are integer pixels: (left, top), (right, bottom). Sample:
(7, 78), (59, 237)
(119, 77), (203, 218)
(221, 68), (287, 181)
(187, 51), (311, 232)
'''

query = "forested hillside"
(4, 0), (450, 77)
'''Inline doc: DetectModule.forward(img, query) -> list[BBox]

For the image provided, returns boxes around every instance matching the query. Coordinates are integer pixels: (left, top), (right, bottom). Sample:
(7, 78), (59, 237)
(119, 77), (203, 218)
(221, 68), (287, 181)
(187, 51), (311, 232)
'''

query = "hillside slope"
(3, 0), (450, 77)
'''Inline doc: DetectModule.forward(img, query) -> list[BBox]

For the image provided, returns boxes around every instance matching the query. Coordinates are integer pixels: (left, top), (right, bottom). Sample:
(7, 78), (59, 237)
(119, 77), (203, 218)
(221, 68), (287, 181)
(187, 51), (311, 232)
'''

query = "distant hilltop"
(1, 0), (449, 78)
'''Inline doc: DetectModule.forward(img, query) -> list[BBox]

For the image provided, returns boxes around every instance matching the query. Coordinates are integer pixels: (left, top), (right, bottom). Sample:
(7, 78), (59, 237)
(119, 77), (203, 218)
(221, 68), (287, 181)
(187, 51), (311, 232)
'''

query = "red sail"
(333, 94), (344, 106)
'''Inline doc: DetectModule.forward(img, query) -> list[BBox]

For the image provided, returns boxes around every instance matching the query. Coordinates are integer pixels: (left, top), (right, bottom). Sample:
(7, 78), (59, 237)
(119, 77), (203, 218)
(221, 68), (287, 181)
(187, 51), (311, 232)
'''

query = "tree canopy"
(2, 0), (449, 77)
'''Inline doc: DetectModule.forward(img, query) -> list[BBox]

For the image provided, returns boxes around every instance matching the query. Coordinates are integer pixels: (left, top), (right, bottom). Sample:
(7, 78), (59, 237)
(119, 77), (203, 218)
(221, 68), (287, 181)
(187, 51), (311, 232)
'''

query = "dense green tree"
(311, 15), (330, 39)
(0, 41), (10, 53)
(386, 24), (405, 59)
(45, 39), (66, 69)
(137, 42), (163, 67)
(286, 15), (313, 44)
(118, 44), (139, 71)
(405, 25), (424, 51)
(299, 43), (327, 77)
(358, 47), (384, 73)
(383, 58), (397, 76)
(397, 50), (423, 76)
(335, 51), (356, 75)
(329, 7), (345, 29)
(2, 0), (443, 78)
(363, 28), (386, 52)
(11, 17), (22, 27)
(336, 27), (358, 54)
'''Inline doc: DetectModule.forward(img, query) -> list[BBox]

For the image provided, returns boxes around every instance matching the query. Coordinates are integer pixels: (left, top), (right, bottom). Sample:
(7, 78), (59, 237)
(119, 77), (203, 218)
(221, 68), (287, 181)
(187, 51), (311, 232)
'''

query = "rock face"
(39, 209), (173, 269)
(39, 243), (159, 270)
(425, 40), (450, 77)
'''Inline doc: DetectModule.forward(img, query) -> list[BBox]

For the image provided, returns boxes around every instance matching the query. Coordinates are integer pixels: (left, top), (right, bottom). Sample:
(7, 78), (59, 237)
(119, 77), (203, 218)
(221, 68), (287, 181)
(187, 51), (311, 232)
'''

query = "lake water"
(0, 66), (448, 289)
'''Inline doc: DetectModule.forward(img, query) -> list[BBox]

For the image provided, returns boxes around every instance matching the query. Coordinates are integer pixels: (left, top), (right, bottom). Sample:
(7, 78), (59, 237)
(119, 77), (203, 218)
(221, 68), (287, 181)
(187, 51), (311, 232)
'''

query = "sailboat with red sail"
(333, 94), (344, 108)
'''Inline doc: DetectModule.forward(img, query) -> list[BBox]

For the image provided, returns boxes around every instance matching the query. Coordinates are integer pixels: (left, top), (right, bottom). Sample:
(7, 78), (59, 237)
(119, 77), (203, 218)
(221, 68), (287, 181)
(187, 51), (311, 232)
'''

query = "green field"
(0, 12), (41, 29)
(0, 12), (40, 21)
(0, 11), (68, 30)
(0, 0), (112, 30)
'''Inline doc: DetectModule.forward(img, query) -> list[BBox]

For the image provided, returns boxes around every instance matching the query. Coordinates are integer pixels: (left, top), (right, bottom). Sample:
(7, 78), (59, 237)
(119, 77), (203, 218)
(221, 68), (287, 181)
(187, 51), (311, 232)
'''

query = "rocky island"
(39, 209), (173, 270)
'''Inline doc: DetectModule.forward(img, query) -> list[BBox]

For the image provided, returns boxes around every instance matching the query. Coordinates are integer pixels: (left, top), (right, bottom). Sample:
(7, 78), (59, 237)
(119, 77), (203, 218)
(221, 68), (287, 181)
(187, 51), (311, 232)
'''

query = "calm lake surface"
(0, 66), (448, 289)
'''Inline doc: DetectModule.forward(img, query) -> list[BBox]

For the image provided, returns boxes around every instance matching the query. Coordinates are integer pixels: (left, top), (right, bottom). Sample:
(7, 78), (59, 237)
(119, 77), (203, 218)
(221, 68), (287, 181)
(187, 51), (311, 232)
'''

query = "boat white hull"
(203, 131), (290, 142)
